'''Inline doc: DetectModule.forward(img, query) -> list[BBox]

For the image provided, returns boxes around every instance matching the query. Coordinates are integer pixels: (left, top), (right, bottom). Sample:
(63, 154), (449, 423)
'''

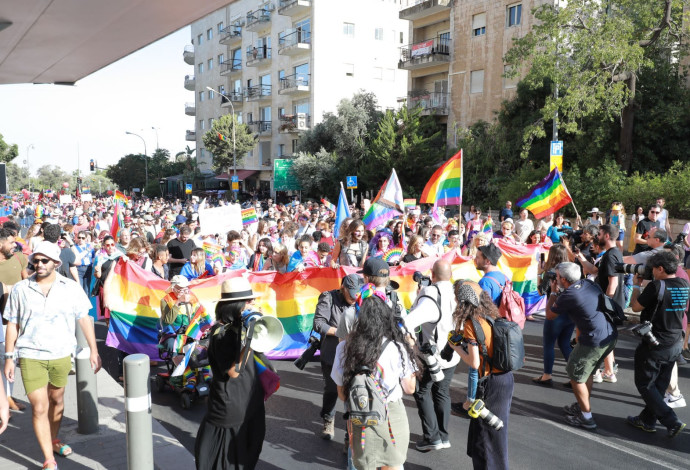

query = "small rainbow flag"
(184, 303), (213, 340)
(404, 199), (416, 209)
(420, 149), (463, 206)
(321, 199), (336, 213)
(203, 241), (225, 266)
(114, 190), (128, 204)
(482, 216), (493, 234)
(383, 247), (404, 264)
(516, 167), (573, 219)
(254, 354), (280, 401)
(218, 132), (229, 142)
(242, 207), (258, 225)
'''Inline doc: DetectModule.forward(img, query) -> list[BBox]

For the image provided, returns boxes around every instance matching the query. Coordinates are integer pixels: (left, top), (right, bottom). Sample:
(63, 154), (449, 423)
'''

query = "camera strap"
(650, 280), (666, 324)
(471, 317), (492, 378)
(415, 285), (443, 343)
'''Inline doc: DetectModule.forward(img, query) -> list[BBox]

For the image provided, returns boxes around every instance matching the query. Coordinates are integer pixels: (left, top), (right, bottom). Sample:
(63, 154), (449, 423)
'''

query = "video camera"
(413, 271), (431, 289)
(614, 262), (653, 280)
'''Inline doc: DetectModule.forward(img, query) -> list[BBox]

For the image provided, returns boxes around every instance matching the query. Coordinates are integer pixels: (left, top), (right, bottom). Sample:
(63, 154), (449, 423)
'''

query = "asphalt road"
(96, 319), (690, 470)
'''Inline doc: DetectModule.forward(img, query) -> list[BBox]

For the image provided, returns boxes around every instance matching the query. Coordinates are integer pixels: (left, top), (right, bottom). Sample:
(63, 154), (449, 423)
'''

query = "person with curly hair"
(331, 220), (368, 269)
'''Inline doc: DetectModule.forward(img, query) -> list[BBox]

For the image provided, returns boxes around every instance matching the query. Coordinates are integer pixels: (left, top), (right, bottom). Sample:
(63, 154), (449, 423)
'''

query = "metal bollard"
(76, 317), (99, 434)
(124, 354), (154, 470)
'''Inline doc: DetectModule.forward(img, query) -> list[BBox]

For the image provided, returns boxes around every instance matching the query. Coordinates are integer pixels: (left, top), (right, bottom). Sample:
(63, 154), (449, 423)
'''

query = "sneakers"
(440, 440), (451, 449)
(682, 348), (690, 361)
(415, 439), (443, 452)
(601, 372), (617, 383)
(564, 413), (597, 430)
(627, 415), (656, 433)
(563, 402), (581, 416)
(592, 370), (603, 383)
(321, 418), (334, 440)
(664, 393), (687, 409)
(667, 422), (686, 439)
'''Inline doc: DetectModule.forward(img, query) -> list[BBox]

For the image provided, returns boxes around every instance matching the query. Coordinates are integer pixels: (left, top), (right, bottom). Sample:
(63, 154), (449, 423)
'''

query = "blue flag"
(334, 186), (351, 238)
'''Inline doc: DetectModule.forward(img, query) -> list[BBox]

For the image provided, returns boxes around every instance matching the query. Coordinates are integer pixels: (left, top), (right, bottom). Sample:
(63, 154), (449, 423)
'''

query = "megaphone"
(248, 315), (284, 353)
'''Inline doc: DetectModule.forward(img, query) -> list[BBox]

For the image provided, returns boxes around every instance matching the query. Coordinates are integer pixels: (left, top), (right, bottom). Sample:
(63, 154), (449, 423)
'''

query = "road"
(96, 319), (690, 470)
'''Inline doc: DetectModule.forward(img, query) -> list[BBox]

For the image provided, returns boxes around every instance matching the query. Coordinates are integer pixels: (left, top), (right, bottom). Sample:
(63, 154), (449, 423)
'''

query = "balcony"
(279, 113), (311, 133)
(407, 91), (449, 116)
(219, 25), (242, 45)
(399, 0), (452, 21)
(221, 90), (244, 109)
(246, 7), (273, 32)
(278, 0), (311, 17)
(184, 102), (196, 116)
(399, 37), (451, 70)
(250, 120), (272, 135)
(183, 45), (194, 65)
(246, 84), (272, 102)
(220, 59), (242, 76)
(279, 73), (310, 95)
(184, 75), (195, 90)
(278, 29), (311, 56)
(186, 130), (196, 141)
(246, 46), (271, 67)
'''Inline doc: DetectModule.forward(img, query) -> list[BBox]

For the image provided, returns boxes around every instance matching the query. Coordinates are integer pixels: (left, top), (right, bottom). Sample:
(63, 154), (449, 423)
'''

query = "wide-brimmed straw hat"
(218, 277), (258, 302)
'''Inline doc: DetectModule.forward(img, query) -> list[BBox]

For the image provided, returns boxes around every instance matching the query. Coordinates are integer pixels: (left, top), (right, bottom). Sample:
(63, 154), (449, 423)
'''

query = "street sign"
(232, 182), (239, 191)
(231, 175), (239, 183)
(274, 159), (302, 191)
(550, 141), (563, 156)
(550, 141), (563, 172)
(346, 176), (357, 189)
(185, 183), (192, 194)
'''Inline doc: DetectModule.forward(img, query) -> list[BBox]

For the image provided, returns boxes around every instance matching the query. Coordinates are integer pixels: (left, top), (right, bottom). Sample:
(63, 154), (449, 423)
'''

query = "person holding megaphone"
(195, 277), (283, 470)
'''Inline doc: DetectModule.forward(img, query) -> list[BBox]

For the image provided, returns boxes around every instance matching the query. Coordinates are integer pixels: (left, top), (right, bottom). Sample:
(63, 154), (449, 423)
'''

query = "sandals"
(52, 439), (72, 457)
(42, 460), (58, 470)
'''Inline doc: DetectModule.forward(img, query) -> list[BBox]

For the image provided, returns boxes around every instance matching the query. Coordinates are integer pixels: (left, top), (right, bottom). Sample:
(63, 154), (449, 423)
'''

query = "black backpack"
(471, 316), (525, 376)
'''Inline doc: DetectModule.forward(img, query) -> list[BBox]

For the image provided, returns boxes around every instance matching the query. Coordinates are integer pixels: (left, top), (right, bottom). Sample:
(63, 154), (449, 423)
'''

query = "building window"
(292, 139), (298, 154)
(375, 28), (383, 40)
(472, 13), (486, 37)
(207, 28), (213, 40)
(400, 31), (404, 44)
(237, 112), (243, 124)
(208, 89), (214, 100)
(219, 85), (225, 95)
(199, 91), (205, 102)
(218, 53), (224, 64)
(199, 119), (205, 130)
(208, 58), (213, 70)
(503, 65), (519, 89)
(218, 22), (224, 33)
(470, 70), (484, 93)
(344, 63), (354, 77)
(278, 70), (286, 81)
(197, 34), (202, 45)
(209, 118), (214, 128)
(507, 4), (522, 27)
(278, 144), (285, 157)
(343, 22), (355, 38)
(198, 63), (204, 74)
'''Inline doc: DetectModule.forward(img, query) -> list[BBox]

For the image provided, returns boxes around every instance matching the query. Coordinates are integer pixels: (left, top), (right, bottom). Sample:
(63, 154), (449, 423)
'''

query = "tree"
(6, 163), (29, 191)
(291, 149), (341, 198)
(0, 133), (18, 163)
(201, 114), (255, 172)
(504, 0), (688, 171)
(106, 154), (148, 190)
(35, 165), (71, 190)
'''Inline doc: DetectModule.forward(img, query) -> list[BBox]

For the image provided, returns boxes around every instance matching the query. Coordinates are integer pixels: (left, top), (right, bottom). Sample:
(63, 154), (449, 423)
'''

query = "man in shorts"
(3, 241), (101, 469)
(549, 262), (618, 430)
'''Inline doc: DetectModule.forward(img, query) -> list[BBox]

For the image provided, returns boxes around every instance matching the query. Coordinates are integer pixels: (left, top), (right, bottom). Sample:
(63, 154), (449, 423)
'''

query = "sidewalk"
(0, 367), (195, 470)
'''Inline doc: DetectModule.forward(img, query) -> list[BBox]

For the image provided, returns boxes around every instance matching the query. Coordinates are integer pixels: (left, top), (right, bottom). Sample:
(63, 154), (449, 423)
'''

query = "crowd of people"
(0, 192), (689, 470)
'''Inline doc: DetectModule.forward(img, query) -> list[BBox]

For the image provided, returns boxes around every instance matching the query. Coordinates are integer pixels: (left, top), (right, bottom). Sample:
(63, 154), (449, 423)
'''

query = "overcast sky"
(0, 26), (193, 177)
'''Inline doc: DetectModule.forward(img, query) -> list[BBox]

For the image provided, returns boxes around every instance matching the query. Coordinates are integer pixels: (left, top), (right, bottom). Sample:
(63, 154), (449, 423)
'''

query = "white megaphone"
(248, 315), (284, 353)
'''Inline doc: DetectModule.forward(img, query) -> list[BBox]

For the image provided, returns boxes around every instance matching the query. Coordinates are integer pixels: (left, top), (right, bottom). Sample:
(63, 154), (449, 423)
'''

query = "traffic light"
(90, 159), (95, 171)
(77, 177), (82, 185)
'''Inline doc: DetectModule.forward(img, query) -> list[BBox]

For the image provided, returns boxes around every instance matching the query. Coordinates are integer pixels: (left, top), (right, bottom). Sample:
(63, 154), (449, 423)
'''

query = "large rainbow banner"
(104, 240), (546, 360)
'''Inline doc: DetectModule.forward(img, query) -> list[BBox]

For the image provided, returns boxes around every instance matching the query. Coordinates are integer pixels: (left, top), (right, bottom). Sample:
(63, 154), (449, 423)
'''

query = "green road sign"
(273, 159), (302, 191)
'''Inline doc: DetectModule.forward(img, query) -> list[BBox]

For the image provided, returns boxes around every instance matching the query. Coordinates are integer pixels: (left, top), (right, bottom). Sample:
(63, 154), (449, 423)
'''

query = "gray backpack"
(346, 340), (391, 427)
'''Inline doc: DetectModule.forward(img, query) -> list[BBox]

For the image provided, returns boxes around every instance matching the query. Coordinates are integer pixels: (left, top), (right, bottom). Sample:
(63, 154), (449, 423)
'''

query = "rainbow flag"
(420, 149), (463, 206)
(241, 207), (258, 225)
(254, 354), (280, 401)
(321, 199), (336, 213)
(110, 201), (123, 239)
(404, 199), (416, 210)
(482, 216), (493, 234)
(362, 168), (404, 230)
(218, 132), (229, 142)
(203, 241), (225, 266)
(516, 167), (573, 219)
(114, 190), (128, 203)
(184, 303), (213, 340)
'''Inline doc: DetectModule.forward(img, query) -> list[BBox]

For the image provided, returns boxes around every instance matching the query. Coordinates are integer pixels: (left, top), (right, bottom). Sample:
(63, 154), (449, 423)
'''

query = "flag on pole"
(218, 133), (229, 142)
(419, 149), (463, 206)
(515, 167), (573, 219)
(110, 201), (124, 239)
(362, 168), (404, 230)
(321, 199), (336, 213)
(114, 190), (128, 204)
(482, 215), (493, 234)
(334, 185), (351, 237)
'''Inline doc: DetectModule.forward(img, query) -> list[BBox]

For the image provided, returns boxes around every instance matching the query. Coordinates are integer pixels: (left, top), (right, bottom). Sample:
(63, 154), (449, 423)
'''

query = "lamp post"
(151, 126), (159, 150)
(25, 144), (34, 193)
(125, 131), (148, 194)
(206, 86), (236, 202)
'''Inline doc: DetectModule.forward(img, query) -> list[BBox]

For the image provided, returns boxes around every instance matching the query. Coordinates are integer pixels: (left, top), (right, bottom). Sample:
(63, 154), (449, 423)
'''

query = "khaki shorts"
(20, 356), (72, 395)
(566, 339), (617, 383)
(350, 398), (410, 470)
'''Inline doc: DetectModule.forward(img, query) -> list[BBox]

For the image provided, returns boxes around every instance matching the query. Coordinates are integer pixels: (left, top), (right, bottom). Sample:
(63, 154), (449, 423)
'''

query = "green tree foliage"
(291, 149), (341, 198)
(106, 154), (149, 191)
(6, 163), (29, 191)
(35, 165), (72, 190)
(0, 133), (18, 163)
(201, 114), (255, 172)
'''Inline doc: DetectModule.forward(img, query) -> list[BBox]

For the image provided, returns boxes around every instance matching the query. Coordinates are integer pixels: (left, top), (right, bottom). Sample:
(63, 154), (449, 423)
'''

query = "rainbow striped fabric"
(104, 240), (546, 360)
(362, 168), (404, 230)
(482, 216), (493, 234)
(203, 241), (225, 266)
(404, 199), (416, 209)
(241, 207), (258, 225)
(420, 149), (463, 206)
(114, 190), (128, 203)
(516, 167), (573, 219)
(217, 132), (229, 142)
(321, 199), (336, 213)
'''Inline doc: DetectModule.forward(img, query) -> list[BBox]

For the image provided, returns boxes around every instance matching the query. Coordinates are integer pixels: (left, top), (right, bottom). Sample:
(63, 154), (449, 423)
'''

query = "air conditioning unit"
(265, 3), (276, 12)
(296, 113), (308, 130)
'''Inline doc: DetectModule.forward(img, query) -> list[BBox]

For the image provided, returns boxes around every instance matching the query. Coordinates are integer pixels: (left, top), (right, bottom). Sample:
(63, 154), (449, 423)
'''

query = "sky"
(0, 26), (194, 177)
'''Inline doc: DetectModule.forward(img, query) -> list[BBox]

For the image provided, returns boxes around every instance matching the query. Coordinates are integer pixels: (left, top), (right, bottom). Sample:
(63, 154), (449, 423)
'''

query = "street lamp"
(25, 144), (34, 193)
(206, 86), (236, 201)
(151, 126), (159, 150)
(125, 131), (148, 194)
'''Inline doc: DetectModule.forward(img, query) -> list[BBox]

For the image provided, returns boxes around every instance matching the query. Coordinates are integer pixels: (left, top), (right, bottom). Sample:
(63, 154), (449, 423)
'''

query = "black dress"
(195, 323), (265, 470)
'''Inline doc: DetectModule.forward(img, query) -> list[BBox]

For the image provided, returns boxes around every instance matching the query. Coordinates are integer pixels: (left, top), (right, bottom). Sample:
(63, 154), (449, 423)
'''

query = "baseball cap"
(30, 241), (62, 267)
(358, 257), (390, 277)
(342, 274), (364, 299)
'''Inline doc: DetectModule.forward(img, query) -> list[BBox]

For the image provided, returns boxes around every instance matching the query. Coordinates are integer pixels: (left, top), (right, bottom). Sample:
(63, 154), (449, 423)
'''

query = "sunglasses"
(650, 211), (660, 214)
(105, 243), (115, 247)
(33, 258), (53, 265)
(78, 236), (86, 239)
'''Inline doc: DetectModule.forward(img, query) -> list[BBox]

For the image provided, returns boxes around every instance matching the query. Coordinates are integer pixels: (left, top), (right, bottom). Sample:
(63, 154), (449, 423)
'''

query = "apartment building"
(183, 0), (409, 195)
(399, 0), (547, 145)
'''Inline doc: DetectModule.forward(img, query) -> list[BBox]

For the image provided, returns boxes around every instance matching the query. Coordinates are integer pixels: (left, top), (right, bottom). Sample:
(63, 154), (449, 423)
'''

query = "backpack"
(346, 340), (391, 427)
(471, 316), (525, 377)
(485, 276), (526, 329)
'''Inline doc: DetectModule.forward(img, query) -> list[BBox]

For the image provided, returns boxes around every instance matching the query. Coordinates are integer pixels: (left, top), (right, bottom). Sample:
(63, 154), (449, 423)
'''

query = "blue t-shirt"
(479, 271), (507, 306)
(551, 279), (617, 347)
(500, 208), (513, 221)
(546, 225), (568, 243)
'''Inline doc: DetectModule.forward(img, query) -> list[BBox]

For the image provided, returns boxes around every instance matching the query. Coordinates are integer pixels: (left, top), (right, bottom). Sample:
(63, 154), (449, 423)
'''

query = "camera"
(674, 232), (687, 245)
(440, 330), (466, 361)
(293, 335), (320, 370)
(614, 263), (652, 280)
(538, 270), (557, 296)
(418, 341), (445, 382)
(468, 399), (504, 430)
(413, 271), (431, 288)
(631, 321), (659, 347)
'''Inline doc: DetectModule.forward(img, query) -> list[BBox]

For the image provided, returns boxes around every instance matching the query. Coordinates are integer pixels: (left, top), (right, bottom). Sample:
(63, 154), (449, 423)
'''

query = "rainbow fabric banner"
(420, 149), (463, 206)
(104, 240), (546, 361)
(321, 199), (336, 213)
(516, 167), (573, 219)
(404, 199), (416, 209)
(114, 190), (128, 203)
(241, 207), (258, 225)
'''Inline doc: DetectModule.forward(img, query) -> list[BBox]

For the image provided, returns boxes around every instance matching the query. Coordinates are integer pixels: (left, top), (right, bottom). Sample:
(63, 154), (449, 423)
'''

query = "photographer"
(404, 260), (458, 452)
(628, 251), (689, 437)
(312, 274), (363, 440)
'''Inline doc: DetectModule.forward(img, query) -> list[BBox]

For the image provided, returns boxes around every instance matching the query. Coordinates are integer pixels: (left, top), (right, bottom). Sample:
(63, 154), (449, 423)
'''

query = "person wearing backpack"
(475, 244), (506, 306)
(331, 295), (417, 470)
(448, 280), (515, 470)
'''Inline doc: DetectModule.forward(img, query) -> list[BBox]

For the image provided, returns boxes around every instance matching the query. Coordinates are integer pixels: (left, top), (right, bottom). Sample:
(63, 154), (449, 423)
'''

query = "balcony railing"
(246, 84), (272, 101)
(219, 25), (242, 44)
(279, 73), (310, 94)
(183, 45), (194, 65)
(221, 90), (245, 107)
(186, 130), (196, 141)
(407, 91), (449, 115)
(184, 75), (195, 90)
(246, 46), (272, 66)
(184, 102), (196, 116)
(246, 7), (272, 31)
(278, 0), (311, 16)
(279, 113), (311, 133)
(399, 0), (452, 21)
(250, 120), (272, 134)
(278, 29), (311, 55)
(220, 59), (242, 75)
(399, 36), (451, 70)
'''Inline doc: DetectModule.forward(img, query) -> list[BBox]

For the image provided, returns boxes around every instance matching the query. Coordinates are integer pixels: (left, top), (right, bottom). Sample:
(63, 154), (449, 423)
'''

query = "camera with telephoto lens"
(674, 232), (687, 245)
(538, 270), (557, 296)
(468, 399), (504, 430)
(440, 330), (467, 361)
(614, 263), (652, 280)
(413, 271), (431, 288)
(419, 341), (445, 382)
(294, 335), (320, 370)
(631, 321), (660, 347)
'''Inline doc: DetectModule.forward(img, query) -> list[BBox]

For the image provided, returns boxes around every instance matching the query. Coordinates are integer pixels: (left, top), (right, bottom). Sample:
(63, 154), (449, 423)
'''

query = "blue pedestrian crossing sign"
(346, 176), (357, 189)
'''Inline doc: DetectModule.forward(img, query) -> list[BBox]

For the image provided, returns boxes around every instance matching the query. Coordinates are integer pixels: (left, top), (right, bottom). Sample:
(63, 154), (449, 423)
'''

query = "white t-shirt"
(331, 339), (415, 403)
(658, 209), (669, 228)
